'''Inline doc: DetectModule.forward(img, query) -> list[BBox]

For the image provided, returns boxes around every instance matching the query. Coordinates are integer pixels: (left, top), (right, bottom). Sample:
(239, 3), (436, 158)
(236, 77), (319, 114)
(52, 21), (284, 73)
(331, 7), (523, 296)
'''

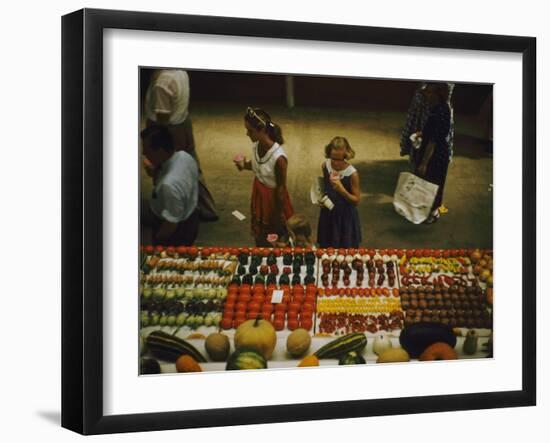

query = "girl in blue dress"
(317, 136), (362, 248)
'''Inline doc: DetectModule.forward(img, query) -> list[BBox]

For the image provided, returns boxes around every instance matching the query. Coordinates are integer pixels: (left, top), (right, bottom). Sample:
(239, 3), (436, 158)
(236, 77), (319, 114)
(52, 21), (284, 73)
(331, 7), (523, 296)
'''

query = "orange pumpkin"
(419, 342), (458, 361)
(298, 355), (320, 367)
(176, 355), (202, 372)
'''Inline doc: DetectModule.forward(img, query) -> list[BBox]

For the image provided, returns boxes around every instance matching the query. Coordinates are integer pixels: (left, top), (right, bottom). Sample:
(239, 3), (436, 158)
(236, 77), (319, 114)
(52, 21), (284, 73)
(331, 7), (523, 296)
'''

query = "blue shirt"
(150, 151), (199, 223)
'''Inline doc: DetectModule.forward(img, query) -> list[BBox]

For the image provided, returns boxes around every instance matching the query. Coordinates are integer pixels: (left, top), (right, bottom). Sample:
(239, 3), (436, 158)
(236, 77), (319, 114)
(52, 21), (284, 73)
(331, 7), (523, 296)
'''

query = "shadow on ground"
(36, 410), (60, 426)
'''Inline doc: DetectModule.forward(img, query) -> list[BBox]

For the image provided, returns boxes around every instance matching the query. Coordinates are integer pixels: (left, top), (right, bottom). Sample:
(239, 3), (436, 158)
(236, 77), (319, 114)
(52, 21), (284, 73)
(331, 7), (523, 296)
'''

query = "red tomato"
(252, 295), (265, 305)
(247, 310), (260, 320)
(358, 247), (367, 255)
(248, 301), (261, 312)
(287, 311), (298, 320)
(274, 303), (287, 313)
(306, 283), (317, 292)
(315, 248), (325, 258)
(222, 309), (234, 318)
(235, 302), (247, 312)
(154, 245), (164, 254)
(294, 247), (303, 254)
(287, 319), (299, 330)
(288, 302), (301, 313)
(273, 318), (285, 331)
(261, 312), (272, 322)
(221, 318), (233, 330)
(188, 246), (198, 257)
(272, 248), (281, 257)
(302, 302), (314, 312)
(305, 295), (316, 304)
(262, 302), (274, 312)
(201, 247), (211, 257)
(282, 295), (291, 304)
(300, 318), (313, 331)
(234, 309), (246, 319)
(145, 245), (154, 254)
(237, 293), (251, 304)
(292, 294), (304, 305)
(224, 300), (235, 310)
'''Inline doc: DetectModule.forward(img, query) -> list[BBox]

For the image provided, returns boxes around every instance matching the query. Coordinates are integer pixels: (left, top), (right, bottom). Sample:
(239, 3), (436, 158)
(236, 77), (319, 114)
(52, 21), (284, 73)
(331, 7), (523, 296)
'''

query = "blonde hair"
(324, 136), (355, 160)
(286, 214), (313, 247)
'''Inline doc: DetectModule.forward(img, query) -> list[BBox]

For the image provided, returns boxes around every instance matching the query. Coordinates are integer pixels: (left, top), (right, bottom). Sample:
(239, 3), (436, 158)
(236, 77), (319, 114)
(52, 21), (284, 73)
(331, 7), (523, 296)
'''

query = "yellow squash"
(234, 317), (277, 360)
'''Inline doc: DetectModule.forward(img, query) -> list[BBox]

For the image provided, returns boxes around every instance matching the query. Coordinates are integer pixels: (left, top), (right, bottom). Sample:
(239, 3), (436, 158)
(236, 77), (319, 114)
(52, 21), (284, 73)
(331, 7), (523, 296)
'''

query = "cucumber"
(314, 332), (367, 359)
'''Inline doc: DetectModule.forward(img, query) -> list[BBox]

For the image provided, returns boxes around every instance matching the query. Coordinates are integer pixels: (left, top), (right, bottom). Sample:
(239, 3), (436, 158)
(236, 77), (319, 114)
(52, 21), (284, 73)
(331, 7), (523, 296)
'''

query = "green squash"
(339, 351), (366, 365)
(226, 348), (267, 370)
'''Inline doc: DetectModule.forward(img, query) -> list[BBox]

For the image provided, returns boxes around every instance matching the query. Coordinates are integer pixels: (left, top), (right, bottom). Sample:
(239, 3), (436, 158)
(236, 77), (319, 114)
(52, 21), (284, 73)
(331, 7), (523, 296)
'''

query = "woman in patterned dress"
(415, 83), (453, 224)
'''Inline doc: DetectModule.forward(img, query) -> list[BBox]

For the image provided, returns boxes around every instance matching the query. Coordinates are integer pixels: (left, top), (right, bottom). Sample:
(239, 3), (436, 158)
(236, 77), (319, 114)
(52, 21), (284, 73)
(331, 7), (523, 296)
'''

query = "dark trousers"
(152, 209), (200, 246)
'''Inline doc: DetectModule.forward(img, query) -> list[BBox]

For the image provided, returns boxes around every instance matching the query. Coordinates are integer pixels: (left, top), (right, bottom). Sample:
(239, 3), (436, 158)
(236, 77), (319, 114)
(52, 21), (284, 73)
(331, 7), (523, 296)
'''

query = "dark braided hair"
(244, 107), (284, 145)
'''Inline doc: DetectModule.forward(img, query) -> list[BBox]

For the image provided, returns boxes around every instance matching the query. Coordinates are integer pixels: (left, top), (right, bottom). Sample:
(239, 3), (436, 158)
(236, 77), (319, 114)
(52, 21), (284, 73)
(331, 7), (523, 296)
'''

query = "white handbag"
(393, 172), (439, 224)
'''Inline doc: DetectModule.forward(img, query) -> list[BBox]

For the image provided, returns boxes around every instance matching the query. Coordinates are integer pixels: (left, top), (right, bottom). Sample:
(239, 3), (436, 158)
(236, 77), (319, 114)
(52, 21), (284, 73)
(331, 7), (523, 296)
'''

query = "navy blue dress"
(317, 161), (362, 248)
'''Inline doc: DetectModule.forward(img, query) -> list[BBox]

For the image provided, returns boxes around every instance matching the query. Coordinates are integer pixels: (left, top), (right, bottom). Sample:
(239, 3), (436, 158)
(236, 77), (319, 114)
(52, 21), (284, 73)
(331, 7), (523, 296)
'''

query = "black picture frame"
(62, 8), (536, 435)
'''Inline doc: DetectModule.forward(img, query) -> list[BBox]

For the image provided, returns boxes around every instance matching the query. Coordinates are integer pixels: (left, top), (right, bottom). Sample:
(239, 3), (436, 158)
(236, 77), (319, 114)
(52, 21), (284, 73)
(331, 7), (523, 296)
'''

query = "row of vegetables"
(140, 317), (492, 374)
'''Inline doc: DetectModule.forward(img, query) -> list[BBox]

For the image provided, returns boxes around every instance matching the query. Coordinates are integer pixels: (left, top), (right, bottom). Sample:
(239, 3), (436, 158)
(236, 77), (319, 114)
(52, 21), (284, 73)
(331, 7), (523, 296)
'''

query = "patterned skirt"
(251, 178), (294, 245)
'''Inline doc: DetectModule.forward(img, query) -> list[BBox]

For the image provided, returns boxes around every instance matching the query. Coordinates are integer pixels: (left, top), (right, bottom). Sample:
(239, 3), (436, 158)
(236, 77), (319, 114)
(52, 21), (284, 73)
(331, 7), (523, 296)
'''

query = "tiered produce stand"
(139, 246), (493, 374)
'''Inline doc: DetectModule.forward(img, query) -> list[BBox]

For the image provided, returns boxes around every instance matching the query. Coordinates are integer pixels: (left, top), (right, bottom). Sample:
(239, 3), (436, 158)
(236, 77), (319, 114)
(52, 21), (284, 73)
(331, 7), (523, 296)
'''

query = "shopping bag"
(393, 172), (439, 224)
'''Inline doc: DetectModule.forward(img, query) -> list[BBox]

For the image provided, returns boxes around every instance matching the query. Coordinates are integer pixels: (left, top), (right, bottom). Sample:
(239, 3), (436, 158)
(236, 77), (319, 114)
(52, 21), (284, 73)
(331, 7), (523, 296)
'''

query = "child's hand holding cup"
(233, 154), (246, 171)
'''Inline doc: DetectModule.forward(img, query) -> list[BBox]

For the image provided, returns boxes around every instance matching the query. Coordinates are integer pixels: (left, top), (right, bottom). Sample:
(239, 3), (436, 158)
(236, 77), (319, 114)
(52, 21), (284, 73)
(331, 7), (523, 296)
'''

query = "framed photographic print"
(62, 8), (536, 435)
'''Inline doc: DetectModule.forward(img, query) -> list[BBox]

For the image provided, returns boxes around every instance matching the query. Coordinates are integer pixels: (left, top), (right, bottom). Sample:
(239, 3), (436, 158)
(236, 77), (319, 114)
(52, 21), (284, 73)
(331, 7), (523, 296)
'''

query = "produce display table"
(139, 246), (493, 373)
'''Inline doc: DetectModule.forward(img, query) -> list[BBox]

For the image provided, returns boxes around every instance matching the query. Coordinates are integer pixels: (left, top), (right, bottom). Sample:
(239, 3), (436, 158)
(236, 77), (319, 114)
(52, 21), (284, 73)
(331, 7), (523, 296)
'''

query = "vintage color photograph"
(138, 68), (493, 374)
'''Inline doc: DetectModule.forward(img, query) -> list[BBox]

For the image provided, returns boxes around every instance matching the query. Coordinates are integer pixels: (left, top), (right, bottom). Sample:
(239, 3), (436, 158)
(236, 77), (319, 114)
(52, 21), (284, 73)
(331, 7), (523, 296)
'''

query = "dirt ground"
(141, 103), (493, 249)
